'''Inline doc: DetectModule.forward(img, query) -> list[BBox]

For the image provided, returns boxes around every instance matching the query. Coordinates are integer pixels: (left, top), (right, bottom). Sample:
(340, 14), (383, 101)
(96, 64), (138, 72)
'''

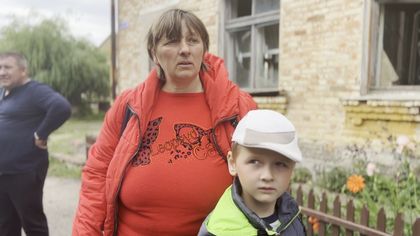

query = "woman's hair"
(146, 9), (209, 80)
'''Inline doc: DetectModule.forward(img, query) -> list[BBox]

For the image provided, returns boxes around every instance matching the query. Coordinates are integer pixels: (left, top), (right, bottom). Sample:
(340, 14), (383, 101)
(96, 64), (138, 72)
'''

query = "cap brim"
(239, 141), (302, 163)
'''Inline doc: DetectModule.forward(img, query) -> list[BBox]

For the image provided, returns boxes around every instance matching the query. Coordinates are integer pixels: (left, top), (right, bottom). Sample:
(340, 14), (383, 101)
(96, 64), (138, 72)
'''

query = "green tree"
(0, 17), (110, 111)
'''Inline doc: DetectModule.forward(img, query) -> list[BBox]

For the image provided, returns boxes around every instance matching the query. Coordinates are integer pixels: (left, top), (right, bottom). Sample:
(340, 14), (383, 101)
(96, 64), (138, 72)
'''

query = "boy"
(199, 109), (306, 236)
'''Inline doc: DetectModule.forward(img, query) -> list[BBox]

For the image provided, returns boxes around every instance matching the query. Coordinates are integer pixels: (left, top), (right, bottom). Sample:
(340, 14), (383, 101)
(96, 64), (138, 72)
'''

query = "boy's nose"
(260, 166), (274, 181)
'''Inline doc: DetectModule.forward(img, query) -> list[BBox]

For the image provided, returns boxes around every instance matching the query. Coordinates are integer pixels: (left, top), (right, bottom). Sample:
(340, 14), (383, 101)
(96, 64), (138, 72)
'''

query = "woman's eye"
(166, 41), (175, 45)
(164, 39), (177, 45)
(188, 37), (199, 43)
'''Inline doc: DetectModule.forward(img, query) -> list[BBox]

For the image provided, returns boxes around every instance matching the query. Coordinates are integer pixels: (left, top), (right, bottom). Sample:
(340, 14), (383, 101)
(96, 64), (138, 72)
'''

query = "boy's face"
(227, 145), (295, 217)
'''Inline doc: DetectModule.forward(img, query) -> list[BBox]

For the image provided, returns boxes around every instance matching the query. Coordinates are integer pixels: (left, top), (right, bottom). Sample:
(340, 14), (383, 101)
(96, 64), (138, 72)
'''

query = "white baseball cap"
(232, 109), (302, 162)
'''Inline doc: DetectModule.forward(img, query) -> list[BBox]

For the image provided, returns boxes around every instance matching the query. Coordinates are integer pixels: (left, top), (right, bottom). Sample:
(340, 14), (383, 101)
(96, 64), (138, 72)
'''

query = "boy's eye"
(275, 161), (288, 168)
(248, 159), (260, 165)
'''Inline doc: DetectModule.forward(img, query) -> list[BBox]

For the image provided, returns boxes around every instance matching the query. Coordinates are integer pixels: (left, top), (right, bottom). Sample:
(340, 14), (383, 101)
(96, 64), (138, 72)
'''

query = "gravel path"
(43, 176), (81, 236)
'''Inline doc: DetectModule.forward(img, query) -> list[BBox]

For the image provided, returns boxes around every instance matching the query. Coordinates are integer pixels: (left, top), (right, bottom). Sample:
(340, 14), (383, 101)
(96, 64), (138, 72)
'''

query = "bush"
(315, 135), (420, 235)
(318, 166), (349, 192)
(292, 166), (313, 183)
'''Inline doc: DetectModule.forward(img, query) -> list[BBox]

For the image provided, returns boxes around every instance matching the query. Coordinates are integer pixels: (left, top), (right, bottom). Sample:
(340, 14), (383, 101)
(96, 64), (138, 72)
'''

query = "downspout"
(111, 0), (117, 100)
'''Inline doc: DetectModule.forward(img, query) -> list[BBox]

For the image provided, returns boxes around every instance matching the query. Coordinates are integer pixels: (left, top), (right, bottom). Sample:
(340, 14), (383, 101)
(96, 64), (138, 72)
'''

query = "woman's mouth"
(177, 61), (192, 66)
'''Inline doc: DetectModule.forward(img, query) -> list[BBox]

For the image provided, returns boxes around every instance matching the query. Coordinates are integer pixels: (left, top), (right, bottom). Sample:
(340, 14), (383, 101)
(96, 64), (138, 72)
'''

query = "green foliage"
(346, 163), (420, 235)
(313, 135), (420, 235)
(292, 166), (313, 183)
(318, 166), (350, 193)
(414, 164), (420, 179)
(0, 16), (110, 109)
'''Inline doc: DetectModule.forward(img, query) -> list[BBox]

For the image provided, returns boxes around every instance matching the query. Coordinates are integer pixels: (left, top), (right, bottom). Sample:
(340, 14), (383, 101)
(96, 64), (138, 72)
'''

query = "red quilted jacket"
(72, 53), (257, 236)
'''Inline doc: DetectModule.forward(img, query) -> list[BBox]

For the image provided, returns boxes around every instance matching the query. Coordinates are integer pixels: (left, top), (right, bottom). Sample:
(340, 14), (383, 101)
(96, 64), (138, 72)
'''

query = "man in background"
(0, 52), (71, 236)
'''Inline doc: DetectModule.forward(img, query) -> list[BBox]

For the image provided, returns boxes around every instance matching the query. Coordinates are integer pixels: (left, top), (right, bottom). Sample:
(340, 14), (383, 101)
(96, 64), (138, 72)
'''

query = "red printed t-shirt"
(118, 91), (232, 235)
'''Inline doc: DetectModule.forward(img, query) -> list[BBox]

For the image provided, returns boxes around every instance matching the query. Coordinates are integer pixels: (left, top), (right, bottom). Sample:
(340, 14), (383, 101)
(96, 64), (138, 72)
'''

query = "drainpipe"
(111, 0), (117, 100)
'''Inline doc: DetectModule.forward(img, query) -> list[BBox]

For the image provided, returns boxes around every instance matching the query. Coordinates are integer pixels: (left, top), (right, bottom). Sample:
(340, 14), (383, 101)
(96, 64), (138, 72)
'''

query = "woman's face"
(153, 20), (205, 86)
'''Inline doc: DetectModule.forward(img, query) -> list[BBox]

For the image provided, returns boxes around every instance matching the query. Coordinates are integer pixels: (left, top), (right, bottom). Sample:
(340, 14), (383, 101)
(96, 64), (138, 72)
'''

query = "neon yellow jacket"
(199, 179), (306, 236)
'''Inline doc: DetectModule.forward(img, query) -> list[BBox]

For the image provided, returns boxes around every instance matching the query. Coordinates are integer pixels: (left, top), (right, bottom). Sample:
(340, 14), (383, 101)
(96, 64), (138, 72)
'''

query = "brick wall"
(279, 0), (363, 143)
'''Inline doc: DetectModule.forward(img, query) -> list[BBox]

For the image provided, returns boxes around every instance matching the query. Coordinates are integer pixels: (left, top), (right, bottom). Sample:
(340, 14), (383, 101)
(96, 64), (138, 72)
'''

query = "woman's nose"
(179, 40), (190, 55)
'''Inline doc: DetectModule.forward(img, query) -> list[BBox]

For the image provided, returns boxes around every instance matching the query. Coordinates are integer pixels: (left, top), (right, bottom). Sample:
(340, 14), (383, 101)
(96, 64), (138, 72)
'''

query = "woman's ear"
(151, 49), (159, 65)
(227, 151), (237, 176)
(153, 55), (159, 65)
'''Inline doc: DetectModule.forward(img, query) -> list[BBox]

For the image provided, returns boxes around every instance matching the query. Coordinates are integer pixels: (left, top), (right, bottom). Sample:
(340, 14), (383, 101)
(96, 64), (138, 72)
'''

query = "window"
(223, 0), (280, 92)
(369, 0), (420, 91)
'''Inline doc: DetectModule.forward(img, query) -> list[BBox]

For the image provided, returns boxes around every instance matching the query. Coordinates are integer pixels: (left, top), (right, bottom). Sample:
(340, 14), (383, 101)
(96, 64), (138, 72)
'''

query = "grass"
(48, 157), (82, 179)
(47, 116), (104, 178)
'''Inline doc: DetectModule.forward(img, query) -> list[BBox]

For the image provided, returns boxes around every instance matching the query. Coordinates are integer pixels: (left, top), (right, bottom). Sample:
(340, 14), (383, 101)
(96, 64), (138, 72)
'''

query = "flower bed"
(292, 135), (420, 235)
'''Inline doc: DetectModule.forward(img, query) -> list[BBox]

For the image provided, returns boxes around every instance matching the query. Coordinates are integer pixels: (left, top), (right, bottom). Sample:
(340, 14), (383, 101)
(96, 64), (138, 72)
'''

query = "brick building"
(113, 0), (420, 171)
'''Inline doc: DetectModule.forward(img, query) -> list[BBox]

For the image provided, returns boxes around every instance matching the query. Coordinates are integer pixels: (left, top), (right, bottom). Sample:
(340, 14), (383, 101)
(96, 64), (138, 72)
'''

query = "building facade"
(115, 0), (420, 172)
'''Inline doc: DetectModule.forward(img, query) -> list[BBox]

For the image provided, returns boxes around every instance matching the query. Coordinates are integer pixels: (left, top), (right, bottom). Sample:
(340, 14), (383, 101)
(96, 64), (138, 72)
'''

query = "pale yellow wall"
(279, 0), (364, 146)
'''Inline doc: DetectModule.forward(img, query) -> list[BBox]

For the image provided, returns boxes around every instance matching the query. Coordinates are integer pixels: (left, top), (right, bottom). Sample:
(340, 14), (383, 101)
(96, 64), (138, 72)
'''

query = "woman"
(72, 9), (256, 235)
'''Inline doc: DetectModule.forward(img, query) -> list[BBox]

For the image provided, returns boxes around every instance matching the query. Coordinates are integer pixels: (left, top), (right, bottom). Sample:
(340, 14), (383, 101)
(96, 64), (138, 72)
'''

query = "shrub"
(292, 166), (313, 183)
(318, 166), (350, 192)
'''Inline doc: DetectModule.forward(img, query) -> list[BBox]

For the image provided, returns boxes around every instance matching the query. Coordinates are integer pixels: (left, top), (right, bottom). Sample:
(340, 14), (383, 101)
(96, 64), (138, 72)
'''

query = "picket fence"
(292, 185), (420, 236)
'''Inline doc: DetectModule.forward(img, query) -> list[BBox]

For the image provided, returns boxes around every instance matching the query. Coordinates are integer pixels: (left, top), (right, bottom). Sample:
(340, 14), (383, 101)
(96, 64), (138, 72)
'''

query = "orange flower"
(308, 216), (318, 224)
(346, 174), (365, 193)
(308, 216), (320, 233)
(313, 222), (320, 233)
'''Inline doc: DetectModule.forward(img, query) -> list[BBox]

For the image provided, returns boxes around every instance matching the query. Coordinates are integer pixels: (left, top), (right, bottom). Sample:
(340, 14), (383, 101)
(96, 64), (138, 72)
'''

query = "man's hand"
(34, 132), (48, 149)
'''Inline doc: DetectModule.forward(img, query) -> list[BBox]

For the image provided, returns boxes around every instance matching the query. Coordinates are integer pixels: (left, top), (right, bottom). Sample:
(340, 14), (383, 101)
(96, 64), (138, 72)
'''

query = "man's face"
(227, 145), (295, 217)
(0, 57), (27, 92)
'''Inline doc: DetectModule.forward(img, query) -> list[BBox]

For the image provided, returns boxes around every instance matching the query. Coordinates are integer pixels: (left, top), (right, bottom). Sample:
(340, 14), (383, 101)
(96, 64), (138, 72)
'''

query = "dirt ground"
(43, 176), (81, 236)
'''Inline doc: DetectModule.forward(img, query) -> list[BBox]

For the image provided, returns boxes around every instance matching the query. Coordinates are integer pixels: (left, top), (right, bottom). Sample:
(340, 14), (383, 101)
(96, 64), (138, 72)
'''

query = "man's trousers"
(0, 164), (49, 236)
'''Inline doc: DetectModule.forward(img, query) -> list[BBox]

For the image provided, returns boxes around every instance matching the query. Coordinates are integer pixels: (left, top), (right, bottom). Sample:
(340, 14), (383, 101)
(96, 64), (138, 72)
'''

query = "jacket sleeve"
(72, 90), (131, 236)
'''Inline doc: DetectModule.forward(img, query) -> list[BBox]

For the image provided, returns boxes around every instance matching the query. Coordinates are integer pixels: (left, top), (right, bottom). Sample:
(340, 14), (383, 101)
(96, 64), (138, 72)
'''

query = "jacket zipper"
(210, 115), (238, 161)
(278, 207), (302, 234)
(112, 105), (142, 236)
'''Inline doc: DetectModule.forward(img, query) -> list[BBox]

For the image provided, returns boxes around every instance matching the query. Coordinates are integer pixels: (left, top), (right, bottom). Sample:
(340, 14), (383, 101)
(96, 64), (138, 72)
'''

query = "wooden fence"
(292, 185), (420, 236)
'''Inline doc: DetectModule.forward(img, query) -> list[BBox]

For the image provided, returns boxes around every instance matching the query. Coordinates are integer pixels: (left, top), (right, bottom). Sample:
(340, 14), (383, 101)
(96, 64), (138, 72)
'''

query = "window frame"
(220, 0), (280, 94)
(362, 0), (420, 97)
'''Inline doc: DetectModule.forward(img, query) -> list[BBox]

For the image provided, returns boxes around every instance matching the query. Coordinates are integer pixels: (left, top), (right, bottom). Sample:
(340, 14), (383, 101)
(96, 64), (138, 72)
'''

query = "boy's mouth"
(259, 187), (276, 192)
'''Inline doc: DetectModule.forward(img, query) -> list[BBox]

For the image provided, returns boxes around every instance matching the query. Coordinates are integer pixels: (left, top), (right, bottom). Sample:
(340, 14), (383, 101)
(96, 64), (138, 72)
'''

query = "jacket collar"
(231, 177), (301, 233)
